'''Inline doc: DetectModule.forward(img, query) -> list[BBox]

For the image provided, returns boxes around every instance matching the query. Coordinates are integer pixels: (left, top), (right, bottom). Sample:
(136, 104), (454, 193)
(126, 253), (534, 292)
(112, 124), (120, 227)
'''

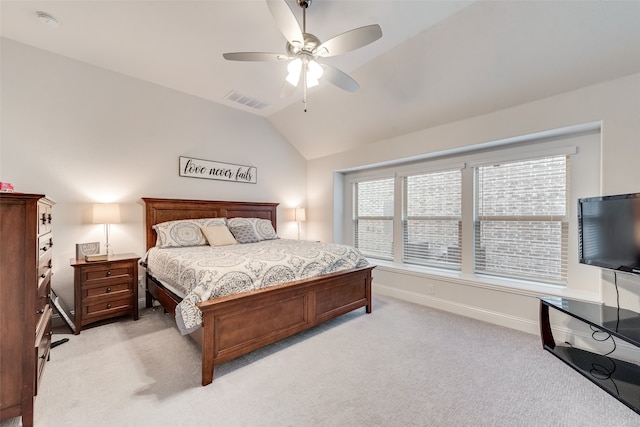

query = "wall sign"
(179, 156), (257, 184)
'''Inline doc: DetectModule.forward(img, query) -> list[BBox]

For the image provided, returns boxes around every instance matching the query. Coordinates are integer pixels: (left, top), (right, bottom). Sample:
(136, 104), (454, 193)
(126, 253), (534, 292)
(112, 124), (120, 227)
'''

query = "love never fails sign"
(179, 156), (257, 184)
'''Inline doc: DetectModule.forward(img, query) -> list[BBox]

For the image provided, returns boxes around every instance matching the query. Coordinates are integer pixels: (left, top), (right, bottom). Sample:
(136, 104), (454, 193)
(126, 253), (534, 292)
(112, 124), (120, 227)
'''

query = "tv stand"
(539, 297), (640, 415)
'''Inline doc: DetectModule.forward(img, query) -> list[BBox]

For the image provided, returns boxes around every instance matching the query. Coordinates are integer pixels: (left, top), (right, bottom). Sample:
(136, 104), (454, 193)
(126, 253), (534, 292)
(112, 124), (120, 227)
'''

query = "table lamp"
(295, 207), (306, 240)
(92, 203), (121, 256)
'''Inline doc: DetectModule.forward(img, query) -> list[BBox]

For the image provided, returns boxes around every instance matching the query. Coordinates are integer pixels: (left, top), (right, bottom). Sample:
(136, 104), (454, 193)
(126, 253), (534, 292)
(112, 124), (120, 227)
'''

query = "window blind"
(403, 169), (462, 268)
(475, 155), (569, 283)
(353, 178), (394, 259)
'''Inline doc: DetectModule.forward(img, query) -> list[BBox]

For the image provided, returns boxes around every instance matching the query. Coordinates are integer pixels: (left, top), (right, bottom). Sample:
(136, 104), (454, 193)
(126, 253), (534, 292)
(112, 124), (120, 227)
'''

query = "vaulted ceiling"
(2, 1), (640, 159)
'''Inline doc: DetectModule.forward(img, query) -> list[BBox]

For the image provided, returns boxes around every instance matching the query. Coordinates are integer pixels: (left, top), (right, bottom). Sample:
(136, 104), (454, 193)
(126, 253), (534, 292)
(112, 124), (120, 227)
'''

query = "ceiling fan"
(222, 0), (383, 111)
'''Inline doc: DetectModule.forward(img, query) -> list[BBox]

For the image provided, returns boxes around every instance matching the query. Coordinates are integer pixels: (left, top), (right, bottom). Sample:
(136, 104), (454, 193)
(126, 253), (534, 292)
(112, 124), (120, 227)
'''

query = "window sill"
(368, 259), (601, 303)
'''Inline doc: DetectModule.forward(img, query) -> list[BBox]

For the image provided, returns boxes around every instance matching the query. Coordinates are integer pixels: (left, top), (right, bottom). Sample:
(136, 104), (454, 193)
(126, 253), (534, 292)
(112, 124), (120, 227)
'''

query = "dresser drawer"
(37, 202), (53, 235)
(34, 306), (52, 396)
(35, 273), (50, 317)
(38, 242), (52, 274)
(38, 234), (53, 258)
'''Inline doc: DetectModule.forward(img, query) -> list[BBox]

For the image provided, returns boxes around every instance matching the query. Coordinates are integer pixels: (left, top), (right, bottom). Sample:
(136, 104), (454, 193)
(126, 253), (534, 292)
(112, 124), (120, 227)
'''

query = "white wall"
(307, 72), (640, 335)
(0, 39), (307, 306)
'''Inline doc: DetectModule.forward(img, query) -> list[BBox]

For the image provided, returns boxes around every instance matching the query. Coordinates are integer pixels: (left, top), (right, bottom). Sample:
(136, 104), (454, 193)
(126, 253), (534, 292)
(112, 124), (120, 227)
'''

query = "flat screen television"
(578, 192), (640, 273)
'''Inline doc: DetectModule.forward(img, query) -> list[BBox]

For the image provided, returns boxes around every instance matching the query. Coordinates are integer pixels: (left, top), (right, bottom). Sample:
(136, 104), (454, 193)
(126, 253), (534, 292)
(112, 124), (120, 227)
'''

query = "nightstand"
(70, 253), (140, 334)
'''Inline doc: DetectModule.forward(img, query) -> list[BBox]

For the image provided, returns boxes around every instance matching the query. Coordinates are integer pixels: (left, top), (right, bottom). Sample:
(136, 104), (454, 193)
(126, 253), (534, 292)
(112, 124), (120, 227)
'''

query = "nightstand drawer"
(83, 297), (132, 318)
(83, 264), (133, 283)
(84, 281), (132, 299)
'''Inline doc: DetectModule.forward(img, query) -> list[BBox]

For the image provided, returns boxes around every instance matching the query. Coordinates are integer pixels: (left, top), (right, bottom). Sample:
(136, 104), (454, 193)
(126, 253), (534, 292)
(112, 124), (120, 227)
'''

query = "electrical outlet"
(426, 284), (435, 295)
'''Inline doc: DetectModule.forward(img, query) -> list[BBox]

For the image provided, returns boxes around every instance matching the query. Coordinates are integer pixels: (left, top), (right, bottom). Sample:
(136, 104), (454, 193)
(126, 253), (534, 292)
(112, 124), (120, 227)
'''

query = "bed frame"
(142, 197), (374, 385)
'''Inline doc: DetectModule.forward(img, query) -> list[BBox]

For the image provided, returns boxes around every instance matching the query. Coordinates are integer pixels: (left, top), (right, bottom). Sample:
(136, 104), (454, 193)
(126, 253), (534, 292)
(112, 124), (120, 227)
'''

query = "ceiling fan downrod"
(298, 0), (310, 33)
(298, 0), (311, 112)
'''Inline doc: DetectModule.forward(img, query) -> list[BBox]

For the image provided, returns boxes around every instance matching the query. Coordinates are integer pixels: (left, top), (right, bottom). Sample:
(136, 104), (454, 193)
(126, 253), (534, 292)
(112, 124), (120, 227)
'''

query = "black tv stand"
(539, 296), (640, 414)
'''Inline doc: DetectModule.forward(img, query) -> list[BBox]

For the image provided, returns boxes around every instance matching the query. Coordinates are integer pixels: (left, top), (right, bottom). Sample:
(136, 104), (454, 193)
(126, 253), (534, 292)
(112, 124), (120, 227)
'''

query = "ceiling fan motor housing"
(286, 33), (321, 56)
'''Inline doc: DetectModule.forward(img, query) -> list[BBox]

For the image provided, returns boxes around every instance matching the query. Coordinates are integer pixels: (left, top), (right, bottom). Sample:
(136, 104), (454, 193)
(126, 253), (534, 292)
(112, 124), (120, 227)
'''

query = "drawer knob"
(106, 303), (112, 309)
(106, 271), (111, 277)
(106, 287), (111, 293)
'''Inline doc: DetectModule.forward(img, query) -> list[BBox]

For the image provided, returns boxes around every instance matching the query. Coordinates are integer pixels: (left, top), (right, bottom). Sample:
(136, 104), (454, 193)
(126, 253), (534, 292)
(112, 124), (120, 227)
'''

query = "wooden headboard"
(141, 197), (279, 250)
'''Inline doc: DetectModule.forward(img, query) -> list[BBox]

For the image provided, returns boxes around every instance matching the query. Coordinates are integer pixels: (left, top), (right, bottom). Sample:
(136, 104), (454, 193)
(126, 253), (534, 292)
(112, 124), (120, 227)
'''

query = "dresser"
(0, 193), (54, 427)
(70, 253), (140, 334)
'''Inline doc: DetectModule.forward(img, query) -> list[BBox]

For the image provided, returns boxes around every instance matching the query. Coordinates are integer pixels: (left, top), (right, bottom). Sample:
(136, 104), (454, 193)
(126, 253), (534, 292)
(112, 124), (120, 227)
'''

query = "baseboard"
(372, 282), (540, 335)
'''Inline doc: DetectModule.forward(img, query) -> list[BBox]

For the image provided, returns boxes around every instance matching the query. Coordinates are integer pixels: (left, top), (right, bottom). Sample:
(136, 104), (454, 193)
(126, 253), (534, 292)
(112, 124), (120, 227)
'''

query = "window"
(474, 155), (569, 284)
(403, 169), (462, 269)
(343, 125), (600, 291)
(353, 178), (394, 259)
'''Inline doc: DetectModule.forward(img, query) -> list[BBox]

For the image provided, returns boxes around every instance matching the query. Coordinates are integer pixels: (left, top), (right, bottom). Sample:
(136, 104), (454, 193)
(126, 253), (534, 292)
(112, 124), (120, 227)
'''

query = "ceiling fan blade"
(315, 24), (383, 57)
(222, 52), (289, 62)
(321, 64), (360, 92)
(266, 0), (304, 46)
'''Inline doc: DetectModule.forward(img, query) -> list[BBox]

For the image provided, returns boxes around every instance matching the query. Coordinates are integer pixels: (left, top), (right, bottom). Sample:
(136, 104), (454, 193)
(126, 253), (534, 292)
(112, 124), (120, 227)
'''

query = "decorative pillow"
(227, 217), (277, 243)
(201, 225), (238, 247)
(228, 223), (261, 244)
(153, 218), (226, 248)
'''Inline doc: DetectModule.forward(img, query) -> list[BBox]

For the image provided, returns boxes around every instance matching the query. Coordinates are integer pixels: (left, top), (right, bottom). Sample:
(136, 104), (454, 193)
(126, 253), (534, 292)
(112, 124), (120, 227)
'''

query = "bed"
(142, 197), (374, 385)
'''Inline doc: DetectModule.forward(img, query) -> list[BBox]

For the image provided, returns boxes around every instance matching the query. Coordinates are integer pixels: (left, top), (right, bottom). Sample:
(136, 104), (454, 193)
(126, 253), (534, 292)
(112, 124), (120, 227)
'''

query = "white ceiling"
(2, 1), (640, 160)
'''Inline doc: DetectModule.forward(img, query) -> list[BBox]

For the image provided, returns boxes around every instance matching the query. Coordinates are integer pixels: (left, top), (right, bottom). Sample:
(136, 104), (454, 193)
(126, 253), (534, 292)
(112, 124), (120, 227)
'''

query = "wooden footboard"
(146, 266), (373, 385)
(198, 266), (373, 385)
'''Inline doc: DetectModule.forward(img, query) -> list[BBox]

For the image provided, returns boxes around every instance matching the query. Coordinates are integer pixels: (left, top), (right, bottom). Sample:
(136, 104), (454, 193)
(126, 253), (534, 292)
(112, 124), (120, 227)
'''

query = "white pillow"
(201, 225), (238, 247)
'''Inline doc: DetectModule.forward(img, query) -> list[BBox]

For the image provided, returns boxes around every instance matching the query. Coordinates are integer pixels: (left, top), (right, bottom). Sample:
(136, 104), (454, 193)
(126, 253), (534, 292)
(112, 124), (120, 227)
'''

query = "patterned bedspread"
(145, 239), (369, 334)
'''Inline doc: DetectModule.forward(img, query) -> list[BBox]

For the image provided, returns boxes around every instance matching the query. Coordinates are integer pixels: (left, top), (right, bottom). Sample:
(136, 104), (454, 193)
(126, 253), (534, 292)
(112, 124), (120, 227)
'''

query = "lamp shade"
(92, 203), (121, 224)
(295, 207), (306, 222)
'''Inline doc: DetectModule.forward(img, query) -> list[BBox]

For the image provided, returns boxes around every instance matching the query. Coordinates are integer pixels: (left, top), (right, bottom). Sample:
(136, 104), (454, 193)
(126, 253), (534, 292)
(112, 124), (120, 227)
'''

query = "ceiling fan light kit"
(222, 0), (382, 112)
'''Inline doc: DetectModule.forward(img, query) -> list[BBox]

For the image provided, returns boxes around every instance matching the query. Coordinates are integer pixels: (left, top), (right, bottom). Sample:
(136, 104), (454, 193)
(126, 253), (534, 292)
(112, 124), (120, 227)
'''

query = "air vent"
(223, 90), (269, 111)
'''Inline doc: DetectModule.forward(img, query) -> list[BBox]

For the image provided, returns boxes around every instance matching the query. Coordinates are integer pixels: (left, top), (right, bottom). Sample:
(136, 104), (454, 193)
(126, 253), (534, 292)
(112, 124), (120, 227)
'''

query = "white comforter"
(145, 239), (368, 334)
